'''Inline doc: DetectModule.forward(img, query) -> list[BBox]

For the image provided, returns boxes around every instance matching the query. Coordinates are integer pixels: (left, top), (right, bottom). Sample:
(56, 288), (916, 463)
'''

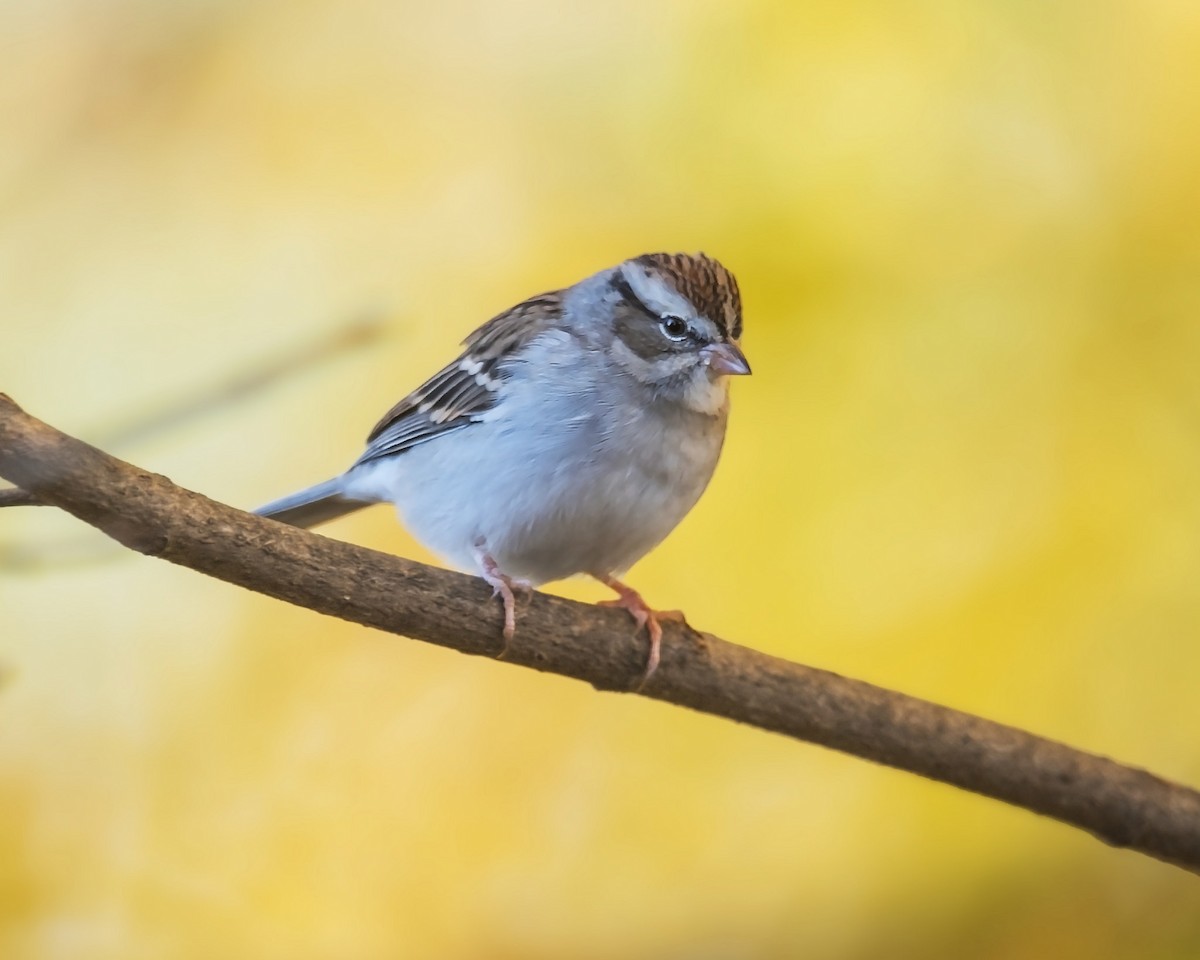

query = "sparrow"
(256, 252), (749, 686)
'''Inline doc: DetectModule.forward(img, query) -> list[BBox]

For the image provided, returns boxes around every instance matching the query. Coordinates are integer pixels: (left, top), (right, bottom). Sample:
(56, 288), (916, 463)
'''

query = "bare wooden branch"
(1, 392), (1198, 874)
(0, 486), (42, 507)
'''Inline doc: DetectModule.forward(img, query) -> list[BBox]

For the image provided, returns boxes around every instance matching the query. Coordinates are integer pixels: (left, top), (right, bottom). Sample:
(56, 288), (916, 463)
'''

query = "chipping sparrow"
(256, 252), (749, 685)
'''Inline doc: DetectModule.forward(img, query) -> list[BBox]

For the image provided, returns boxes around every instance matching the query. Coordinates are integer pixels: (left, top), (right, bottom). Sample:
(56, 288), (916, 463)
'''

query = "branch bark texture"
(1, 393), (1198, 874)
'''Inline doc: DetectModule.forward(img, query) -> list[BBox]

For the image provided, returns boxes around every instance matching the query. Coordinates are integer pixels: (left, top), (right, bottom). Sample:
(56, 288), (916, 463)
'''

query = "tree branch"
(0, 486), (42, 507)
(1, 393), (1198, 874)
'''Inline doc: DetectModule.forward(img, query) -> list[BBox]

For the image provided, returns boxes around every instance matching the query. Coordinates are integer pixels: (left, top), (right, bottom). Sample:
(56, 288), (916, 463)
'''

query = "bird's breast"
(365, 349), (730, 585)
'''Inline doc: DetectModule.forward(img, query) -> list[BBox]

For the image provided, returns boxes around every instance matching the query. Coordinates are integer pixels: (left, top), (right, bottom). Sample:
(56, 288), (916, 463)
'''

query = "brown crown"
(633, 252), (743, 340)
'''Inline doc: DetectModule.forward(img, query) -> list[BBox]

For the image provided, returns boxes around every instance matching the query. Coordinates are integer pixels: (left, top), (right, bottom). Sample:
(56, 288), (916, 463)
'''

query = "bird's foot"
(474, 546), (531, 658)
(593, 575), (682, 690)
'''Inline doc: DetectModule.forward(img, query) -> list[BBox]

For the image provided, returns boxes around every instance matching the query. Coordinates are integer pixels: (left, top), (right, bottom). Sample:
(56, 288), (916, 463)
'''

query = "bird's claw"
(595, 576), (677, 691)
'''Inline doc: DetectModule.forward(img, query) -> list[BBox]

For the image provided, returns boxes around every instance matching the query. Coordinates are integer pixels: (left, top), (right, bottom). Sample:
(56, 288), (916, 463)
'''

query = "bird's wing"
(355, 291), (562, 466)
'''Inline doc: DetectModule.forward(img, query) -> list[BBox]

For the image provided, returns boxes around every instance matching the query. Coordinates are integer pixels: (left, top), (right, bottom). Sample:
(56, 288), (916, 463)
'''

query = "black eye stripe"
(613, 269), (731, 345)
(611, 274), (663, 324)
(613, 274), (705, 339)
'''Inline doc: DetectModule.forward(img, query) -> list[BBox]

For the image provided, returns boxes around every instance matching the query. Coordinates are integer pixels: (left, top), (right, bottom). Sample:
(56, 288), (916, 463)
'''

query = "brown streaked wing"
(355, 291), (563, 466)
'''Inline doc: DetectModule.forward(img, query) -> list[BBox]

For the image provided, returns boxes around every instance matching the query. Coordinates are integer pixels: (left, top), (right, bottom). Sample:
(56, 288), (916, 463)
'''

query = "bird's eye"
(660, 316), (689, 340)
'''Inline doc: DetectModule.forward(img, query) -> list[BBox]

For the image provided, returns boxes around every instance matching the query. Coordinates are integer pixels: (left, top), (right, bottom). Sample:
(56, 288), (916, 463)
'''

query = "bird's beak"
(703, 341), (752, 376)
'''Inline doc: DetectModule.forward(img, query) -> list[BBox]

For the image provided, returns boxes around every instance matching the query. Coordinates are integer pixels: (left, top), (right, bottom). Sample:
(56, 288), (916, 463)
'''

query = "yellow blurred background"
(2, 0), (1200, 956)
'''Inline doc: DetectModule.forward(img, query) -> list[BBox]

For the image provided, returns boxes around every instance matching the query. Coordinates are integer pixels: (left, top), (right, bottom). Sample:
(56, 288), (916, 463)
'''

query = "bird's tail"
(255, 477), (372, 529)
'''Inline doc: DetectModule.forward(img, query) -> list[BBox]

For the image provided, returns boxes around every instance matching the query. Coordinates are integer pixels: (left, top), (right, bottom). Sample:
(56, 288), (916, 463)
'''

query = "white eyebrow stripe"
(619, 262), (694, 319)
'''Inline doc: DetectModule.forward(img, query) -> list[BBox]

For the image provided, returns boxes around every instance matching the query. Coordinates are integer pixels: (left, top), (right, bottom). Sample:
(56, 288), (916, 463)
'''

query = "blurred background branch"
(0, 315), (385, 567)
(85, 314), (386, 451)
(2, 392), (1198, 877)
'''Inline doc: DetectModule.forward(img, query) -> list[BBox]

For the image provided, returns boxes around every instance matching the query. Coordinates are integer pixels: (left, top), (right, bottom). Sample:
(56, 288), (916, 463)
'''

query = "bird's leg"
(592, 574), (682, 689)
(473, 543), (530, 658)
